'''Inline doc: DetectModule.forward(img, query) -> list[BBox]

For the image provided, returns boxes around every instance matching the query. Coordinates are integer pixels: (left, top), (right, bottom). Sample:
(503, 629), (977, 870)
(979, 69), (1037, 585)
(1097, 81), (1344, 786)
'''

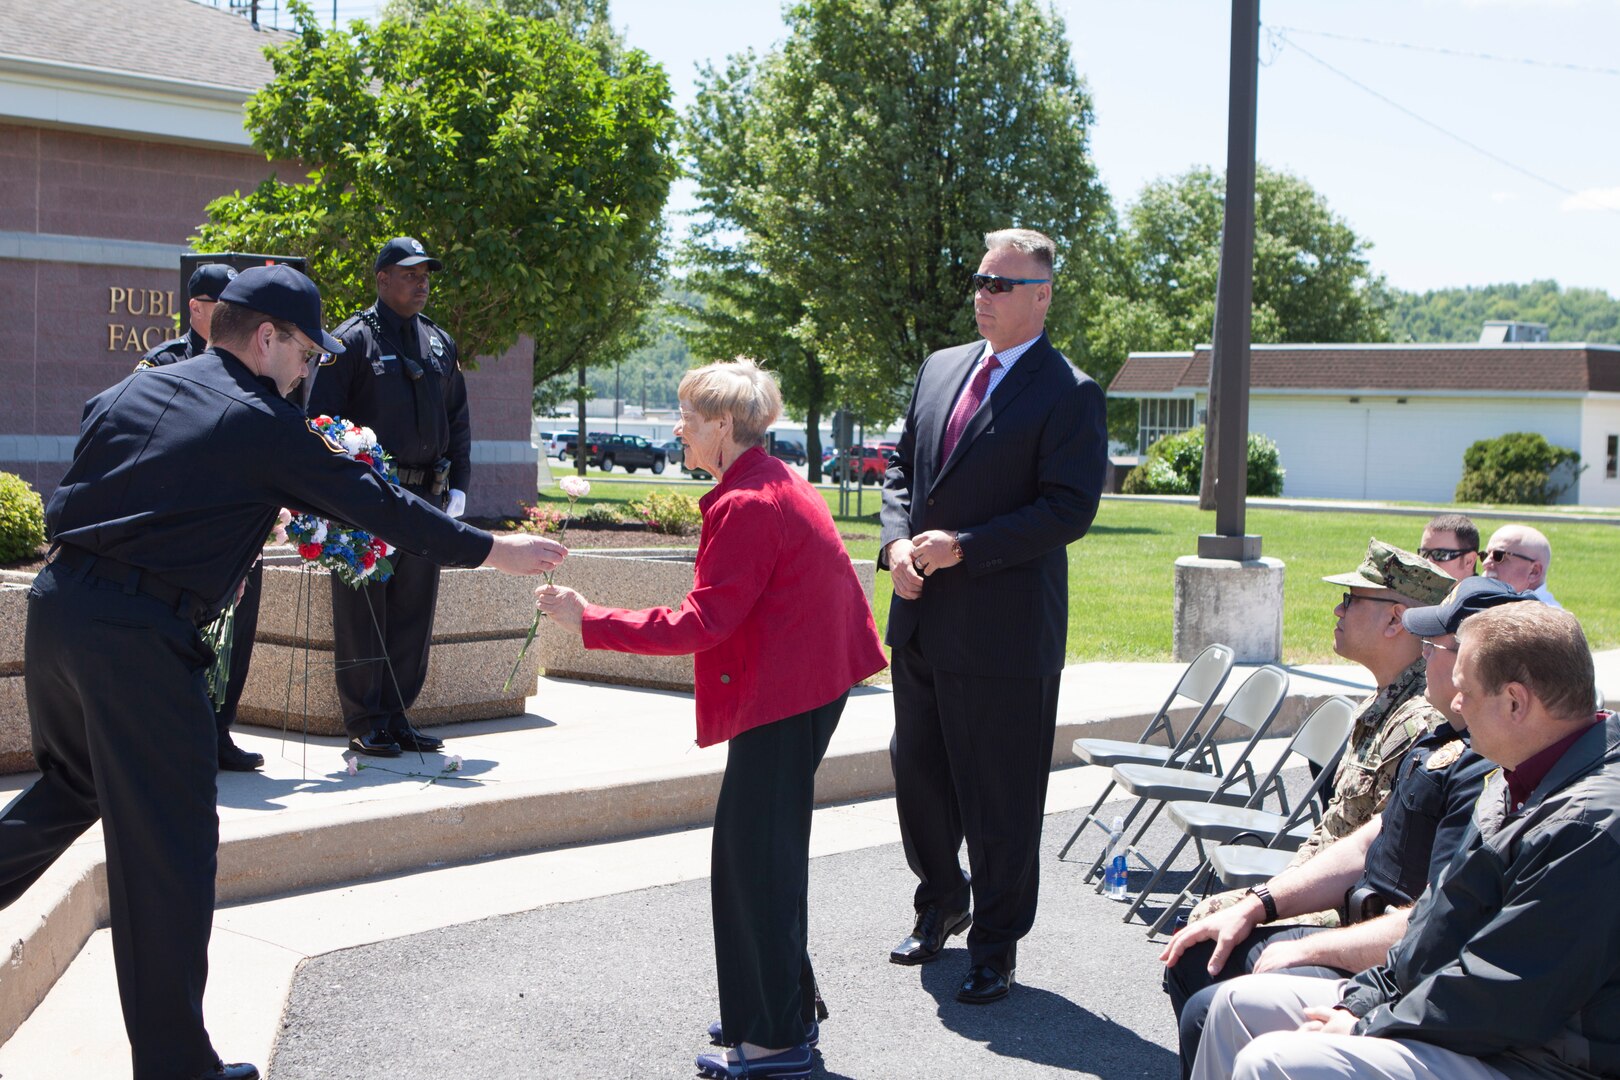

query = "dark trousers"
(329, 546), (441, 738)
(2, 564), (221, 1079)
(712, 692), (845, 1049)
(1165, 924), (1345, 1079)
(889, 637), (1060, 975)
(214, 559), (262, 740)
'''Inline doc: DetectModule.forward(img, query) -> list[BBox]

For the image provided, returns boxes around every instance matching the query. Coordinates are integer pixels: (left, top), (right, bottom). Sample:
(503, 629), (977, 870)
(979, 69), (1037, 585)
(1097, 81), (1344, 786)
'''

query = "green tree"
(1385, 280), (1620, 343)
(1093, 165), (1390, 443)
(198, 0), (676, 383)
(682, 0), (1115, 448)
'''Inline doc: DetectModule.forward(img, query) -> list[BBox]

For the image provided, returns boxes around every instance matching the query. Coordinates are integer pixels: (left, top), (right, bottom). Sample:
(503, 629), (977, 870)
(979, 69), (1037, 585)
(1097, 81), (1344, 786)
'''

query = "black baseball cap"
(188, 262), (237, 300)
(218, 264), (345, 354)
(375, 236), (444, 273)
(1401, 576), (1540, 639)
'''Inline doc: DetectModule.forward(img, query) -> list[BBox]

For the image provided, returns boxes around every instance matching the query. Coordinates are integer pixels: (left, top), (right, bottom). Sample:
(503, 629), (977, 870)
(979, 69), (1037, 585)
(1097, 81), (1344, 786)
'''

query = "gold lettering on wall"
(106, 285), (180, 352)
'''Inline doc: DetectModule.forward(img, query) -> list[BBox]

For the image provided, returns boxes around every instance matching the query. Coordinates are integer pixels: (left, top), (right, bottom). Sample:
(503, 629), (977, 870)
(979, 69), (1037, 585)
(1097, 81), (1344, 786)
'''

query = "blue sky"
(338, 0), (1620, 297)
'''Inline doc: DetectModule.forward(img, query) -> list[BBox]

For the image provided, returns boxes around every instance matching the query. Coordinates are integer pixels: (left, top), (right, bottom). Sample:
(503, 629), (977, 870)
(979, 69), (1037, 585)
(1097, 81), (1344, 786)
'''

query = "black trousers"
(1165, 924), (1346, 1079)
(328, 543), (441, 739)
(889, 637), (1060, 975)
(214, 559), (262, 741)
(1, 563), (221, 1079)
(712, 692), (845, 1049)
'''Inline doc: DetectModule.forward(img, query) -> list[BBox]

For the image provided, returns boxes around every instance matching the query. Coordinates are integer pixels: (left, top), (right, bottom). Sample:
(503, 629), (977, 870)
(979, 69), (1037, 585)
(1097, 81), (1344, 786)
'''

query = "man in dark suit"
(880, 228), (1108, 1004)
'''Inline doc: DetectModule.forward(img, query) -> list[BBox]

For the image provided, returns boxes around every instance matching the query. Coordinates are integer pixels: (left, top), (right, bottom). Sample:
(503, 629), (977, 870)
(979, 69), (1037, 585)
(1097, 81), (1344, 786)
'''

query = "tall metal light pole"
(1198, 0), (1262, 562)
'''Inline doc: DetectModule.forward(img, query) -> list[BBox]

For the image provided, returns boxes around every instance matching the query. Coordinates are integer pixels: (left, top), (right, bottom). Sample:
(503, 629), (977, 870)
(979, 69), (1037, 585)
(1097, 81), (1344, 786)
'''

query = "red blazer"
(581, 446), (888, 747)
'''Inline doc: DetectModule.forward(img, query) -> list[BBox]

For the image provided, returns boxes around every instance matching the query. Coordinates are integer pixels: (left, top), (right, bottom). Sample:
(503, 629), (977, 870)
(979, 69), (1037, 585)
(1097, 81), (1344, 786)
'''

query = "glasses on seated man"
(1418, 546), (1478, 564)
(1482, 548), (1538, 566)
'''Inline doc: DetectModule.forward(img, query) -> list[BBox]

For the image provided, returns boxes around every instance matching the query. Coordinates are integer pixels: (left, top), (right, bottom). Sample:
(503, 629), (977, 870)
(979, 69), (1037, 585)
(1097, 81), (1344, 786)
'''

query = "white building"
(1109, 342), (1620, 507)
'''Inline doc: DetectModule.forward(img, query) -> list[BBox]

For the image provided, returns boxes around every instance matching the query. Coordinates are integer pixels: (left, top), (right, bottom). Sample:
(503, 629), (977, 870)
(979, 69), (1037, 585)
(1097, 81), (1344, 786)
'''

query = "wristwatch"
(1246, 884), (1278, 923)
(949, 532), (964, 563)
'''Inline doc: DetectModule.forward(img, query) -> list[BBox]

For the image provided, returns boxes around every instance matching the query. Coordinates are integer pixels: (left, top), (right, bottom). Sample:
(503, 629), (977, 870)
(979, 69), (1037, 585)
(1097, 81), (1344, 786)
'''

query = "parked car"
(874, 441), (901, 462)
(827, 446), (888, 484)
(658, 439), (685, 468)
(560, 431), (612, 462)
(768, 436), (807, 466)
(591, 433), (667, 474)
(537, 430), (569, 459)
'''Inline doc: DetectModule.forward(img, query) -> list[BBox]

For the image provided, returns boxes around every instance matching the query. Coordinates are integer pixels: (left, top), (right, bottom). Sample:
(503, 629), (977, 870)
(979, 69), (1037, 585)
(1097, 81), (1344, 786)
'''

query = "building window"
(1608, 435), (1618, 480)
(1137, 397), (1196, 453)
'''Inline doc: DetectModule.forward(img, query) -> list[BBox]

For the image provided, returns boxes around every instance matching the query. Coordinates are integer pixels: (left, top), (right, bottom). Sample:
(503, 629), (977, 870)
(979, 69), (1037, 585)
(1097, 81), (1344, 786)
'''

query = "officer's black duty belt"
(395, 461), (451, 495)
(50, 546), (214, 626)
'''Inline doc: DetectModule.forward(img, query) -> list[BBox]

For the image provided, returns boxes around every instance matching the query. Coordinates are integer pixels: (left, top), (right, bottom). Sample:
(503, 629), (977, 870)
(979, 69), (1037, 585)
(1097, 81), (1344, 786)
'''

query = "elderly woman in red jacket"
(538, 359), (887, 1080)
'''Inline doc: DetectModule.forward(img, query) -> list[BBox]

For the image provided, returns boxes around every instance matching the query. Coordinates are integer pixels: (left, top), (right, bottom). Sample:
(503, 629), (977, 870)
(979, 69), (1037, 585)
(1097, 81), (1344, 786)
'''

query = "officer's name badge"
(307, 418), (348, 455)
(373, 354), (392, 375)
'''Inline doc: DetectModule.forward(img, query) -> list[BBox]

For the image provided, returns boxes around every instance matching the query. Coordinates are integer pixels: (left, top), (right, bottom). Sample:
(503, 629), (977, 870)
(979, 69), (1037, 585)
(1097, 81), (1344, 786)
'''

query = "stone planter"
(537, 548), (879, 692)
(237, 551), (545, 735)
(0, 571), (33, 774)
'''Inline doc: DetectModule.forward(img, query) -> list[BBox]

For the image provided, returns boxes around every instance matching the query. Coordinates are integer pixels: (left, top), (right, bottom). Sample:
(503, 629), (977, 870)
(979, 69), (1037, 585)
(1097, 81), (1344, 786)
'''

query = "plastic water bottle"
(1104, 815), (1129, 899)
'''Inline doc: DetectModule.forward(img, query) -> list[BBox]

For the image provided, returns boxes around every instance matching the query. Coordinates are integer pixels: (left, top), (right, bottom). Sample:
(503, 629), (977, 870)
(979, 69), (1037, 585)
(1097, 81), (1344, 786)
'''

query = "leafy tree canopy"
(198, 0), (676, 374)
(1386, 280), (1620, 344)
(681, 0), (1115, 435)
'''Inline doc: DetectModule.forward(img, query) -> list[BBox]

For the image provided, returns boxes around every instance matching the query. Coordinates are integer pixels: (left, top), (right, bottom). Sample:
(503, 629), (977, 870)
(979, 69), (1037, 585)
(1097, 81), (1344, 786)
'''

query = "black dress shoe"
(956, 964), (1013, 1004)
(391, 725), (444, 752)
(348, 729), (402, 757)
(195, 1061), (259, 1080)
(889, 905), (971, 965)
(217, 737), (264, 772)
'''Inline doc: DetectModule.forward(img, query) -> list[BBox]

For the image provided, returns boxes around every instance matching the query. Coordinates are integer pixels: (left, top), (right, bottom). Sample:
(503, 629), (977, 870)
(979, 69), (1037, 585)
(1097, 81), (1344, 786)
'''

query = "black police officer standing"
(135, 262), (266, 772)
(0, 264), (565, 1080)
(306, 237), (469, 758)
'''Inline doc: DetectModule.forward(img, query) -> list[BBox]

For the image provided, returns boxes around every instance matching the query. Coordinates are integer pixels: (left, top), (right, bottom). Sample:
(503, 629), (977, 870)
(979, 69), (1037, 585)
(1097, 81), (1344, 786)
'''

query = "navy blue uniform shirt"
(47, 347), (492, 618)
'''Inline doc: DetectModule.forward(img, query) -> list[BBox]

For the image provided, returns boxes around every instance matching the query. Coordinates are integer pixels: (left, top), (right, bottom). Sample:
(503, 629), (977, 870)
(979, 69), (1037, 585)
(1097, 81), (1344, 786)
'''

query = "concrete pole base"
(1173, 555), (1285, 663)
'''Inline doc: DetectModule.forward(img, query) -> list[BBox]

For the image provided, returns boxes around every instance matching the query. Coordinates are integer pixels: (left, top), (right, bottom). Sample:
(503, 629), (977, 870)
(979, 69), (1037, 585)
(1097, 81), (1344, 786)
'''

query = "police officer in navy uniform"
(0, 264), (564, 1080)
(306, 237), (470, 758)
(136, 263), (266, 772)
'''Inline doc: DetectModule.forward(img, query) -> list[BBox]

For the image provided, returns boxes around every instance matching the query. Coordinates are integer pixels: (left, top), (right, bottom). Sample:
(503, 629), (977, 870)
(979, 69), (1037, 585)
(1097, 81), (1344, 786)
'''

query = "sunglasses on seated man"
(1417, 546), (1477, 564)
(970, 273), (1050, 295)
(1482, 548), (1538, 566)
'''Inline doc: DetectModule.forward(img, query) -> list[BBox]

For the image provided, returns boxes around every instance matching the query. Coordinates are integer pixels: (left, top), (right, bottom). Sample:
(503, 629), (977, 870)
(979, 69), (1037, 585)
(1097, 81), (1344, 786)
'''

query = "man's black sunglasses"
(970, 273), (1049, 295)
(1417, 546), (1476, 564)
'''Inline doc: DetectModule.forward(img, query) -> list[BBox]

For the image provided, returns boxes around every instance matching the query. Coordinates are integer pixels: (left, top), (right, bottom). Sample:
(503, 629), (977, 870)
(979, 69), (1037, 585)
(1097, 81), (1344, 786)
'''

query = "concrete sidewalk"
(1, 653), (1616, 1076)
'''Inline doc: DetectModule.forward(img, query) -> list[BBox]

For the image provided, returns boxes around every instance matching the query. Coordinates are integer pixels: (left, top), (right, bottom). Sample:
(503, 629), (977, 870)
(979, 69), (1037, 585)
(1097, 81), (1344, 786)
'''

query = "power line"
(1268, 25), (1620, 78)
(1266, 27), (1620, 220)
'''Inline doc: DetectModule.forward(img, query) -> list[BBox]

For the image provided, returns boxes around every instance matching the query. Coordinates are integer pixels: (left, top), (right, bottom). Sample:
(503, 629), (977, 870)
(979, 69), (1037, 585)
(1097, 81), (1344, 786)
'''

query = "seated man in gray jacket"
(1193, 603), (1620, 1080)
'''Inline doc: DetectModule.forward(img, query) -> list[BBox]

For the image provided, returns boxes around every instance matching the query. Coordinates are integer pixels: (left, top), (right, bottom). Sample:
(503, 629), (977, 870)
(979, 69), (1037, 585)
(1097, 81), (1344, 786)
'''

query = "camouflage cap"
(1322, 537), (1454, 607)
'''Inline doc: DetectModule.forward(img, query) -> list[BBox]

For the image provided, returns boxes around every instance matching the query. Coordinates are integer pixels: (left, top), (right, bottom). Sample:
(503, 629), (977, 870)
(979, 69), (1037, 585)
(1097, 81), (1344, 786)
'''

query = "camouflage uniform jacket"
(1189, 656), (1443, 926)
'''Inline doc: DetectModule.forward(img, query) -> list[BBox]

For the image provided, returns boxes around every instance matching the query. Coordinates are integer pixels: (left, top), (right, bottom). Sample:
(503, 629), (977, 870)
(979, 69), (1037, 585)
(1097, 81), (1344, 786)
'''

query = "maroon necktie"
(939, 353), (1001, 464)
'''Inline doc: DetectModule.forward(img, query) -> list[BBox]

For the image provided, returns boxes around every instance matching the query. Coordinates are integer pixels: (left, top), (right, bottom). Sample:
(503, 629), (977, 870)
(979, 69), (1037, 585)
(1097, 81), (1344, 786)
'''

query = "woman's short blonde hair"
(678, 358), (783, 447)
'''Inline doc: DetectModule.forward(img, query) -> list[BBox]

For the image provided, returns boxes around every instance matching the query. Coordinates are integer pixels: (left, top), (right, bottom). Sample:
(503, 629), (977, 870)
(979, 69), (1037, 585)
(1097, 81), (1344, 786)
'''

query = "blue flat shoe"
(707, 1018), (819, 1049)
(694, 1043), (813, 1079)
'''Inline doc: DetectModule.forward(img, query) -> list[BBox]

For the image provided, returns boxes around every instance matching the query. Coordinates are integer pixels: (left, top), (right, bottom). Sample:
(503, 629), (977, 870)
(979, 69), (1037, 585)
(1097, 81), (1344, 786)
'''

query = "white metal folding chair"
(1087, 665), (1290, 893)
(1139, 695), (1357, 935)
(1056, 643), (1236, 863)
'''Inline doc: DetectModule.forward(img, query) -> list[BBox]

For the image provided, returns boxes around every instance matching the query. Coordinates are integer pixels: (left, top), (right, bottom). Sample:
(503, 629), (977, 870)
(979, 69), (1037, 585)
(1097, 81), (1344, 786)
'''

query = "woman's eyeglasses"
(1417, 547), (1476, 564)
(1420, 638), (1460, 656)
(970, 273), (1050, 295)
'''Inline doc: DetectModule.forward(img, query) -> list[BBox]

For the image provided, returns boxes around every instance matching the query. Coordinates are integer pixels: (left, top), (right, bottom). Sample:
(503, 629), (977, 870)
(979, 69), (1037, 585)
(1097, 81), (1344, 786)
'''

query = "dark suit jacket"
(879, 333), (1107, 678)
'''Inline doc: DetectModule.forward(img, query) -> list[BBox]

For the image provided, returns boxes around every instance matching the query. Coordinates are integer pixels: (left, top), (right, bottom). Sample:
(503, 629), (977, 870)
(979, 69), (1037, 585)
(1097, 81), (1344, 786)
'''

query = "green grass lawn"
(531, 476), (1620, 665)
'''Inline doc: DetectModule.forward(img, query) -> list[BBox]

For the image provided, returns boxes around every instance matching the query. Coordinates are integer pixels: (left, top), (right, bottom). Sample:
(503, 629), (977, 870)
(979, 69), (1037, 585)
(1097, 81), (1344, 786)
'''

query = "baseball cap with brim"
(1322, 537), (1454, 608)
(188, 262), (237, 300)
(375, 236), (444, 273)
(218, 264), (345, 354)
(1401, 576), (1539, 638)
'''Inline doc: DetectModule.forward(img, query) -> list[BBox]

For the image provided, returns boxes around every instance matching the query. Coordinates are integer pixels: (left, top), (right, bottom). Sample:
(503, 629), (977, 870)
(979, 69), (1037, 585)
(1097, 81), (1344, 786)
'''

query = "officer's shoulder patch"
(306, 418), (348, 455)
(1425, 739), (1465, 771)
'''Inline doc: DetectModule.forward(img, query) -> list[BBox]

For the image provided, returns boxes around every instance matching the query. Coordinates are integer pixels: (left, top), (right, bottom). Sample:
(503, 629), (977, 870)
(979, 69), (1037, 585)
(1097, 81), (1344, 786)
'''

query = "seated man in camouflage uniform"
(1161, 577), (1536, 1078)
(1181, 539), (1454, 926)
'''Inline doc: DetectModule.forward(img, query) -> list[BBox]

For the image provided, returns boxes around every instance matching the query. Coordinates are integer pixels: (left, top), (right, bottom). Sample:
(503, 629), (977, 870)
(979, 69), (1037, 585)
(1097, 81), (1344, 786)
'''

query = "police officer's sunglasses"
(970, 273), (1050, 295)
(1417, 546), (1477, 564)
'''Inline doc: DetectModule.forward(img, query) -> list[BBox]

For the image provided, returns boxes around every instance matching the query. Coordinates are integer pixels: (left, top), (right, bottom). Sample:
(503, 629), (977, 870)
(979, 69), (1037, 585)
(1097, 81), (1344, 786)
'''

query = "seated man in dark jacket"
(1192, 603), (1620, 1080)
(1161, 577), (1529, 1076)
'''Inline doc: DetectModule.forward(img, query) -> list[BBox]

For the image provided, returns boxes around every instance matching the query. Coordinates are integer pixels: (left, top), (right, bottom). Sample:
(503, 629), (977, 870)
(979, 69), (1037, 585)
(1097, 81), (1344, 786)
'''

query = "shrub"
(628, 490), (702, 536)
(0, 472), (46, 563)
(579, 504), (625, 526)
(1120, 425), (1285, 497)
(1455, 432), (1581, 505)
(518, 503), (566, 534)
